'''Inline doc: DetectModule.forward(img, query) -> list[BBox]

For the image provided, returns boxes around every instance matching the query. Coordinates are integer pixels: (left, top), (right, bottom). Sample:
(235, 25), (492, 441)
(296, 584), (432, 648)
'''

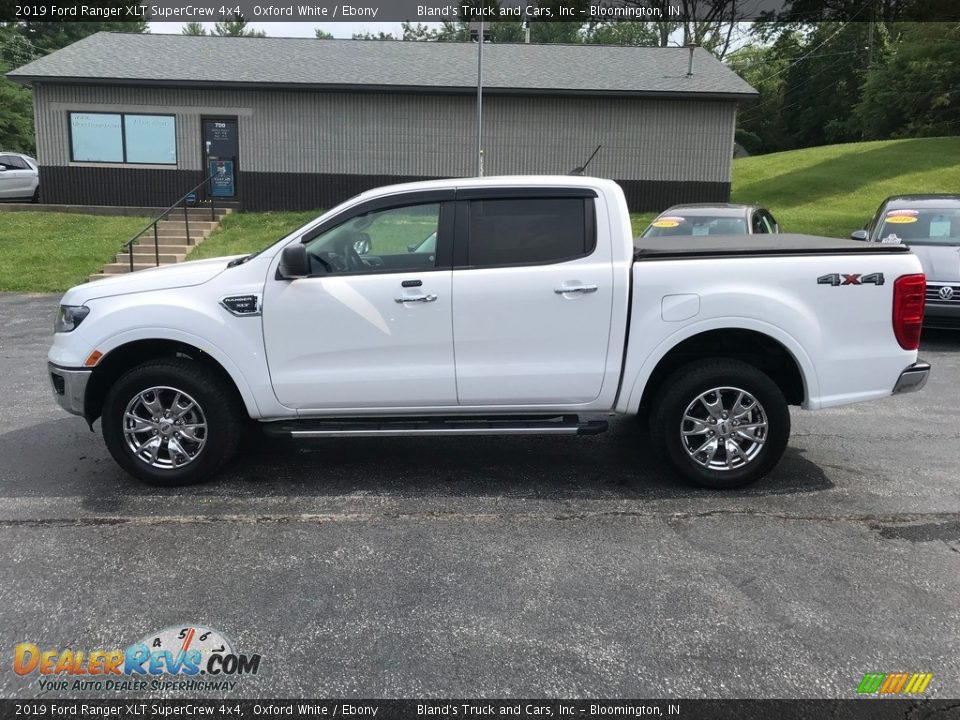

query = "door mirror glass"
(278, 244), (310, 279)
(850, 229), (869, 241)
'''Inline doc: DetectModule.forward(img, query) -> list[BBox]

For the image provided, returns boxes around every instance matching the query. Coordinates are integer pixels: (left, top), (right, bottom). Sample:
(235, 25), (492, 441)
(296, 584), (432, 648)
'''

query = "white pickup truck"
(49, 176), (930, 489)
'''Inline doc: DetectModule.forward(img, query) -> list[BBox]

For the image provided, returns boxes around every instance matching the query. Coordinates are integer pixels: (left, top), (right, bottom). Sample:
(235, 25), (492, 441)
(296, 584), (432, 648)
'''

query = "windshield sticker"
(930, 218), (952, 237)
(885, 209), (918, 223)
(652, 216), (684, 228)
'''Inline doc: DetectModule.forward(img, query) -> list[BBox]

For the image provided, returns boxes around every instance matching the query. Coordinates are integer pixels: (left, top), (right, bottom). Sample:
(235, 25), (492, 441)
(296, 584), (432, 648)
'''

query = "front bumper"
(892, 360), (931, 395)
(48, 362), (91, 417)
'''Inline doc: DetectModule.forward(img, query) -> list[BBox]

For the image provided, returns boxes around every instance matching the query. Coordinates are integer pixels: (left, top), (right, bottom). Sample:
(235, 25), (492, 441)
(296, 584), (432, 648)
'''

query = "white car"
(47, 176), (929, 489)
(0, 152), (39, 202)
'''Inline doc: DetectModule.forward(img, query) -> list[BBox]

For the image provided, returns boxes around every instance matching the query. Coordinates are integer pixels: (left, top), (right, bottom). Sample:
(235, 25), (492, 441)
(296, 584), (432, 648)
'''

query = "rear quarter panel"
(619, 252), (924, 412)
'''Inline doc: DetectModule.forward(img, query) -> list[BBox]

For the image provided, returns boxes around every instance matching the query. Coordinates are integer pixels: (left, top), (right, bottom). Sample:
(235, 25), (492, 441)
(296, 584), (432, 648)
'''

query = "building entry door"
(202, 118), (239, 199)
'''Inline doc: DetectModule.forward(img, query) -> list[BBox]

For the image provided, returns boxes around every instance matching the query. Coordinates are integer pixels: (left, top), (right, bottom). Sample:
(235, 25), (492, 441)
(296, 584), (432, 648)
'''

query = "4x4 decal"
(817, 273), (885, 286)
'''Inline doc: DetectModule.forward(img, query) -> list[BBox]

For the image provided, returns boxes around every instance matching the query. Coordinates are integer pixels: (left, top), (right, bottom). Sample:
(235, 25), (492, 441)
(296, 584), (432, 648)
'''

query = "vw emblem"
(939, 286), (955, 301)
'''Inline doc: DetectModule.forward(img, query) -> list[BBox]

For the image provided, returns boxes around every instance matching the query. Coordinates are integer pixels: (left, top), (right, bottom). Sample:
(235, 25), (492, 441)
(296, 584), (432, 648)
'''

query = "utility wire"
(748, 7), (869, 87)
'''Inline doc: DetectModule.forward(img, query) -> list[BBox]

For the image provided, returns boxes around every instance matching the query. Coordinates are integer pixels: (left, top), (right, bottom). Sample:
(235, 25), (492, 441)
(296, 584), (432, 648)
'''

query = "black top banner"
(1, 700), (959, 720)
(2, 0), (959, 23)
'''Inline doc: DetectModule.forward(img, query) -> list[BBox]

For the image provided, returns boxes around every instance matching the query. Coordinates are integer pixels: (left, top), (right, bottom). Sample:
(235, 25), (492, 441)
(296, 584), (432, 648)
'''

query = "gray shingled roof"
(7, 32), (756, 99)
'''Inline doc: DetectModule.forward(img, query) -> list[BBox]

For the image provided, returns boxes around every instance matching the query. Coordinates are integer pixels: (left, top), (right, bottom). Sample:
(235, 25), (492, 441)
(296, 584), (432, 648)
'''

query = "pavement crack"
(2, 508), (960, 528)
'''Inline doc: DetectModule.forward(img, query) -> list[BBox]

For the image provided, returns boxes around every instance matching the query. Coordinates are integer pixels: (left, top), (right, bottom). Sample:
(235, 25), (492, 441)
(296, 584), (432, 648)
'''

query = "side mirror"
(278, 244), (310, 279)
(850, 229), (869, 241)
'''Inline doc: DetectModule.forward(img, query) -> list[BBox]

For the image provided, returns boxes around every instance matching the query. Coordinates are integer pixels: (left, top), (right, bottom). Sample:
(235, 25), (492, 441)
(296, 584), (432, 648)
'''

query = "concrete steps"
(89, 207), (232, 281)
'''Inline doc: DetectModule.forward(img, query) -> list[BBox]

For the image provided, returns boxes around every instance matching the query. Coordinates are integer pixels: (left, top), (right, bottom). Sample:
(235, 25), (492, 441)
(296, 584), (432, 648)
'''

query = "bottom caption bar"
(1, 700), (957, 719)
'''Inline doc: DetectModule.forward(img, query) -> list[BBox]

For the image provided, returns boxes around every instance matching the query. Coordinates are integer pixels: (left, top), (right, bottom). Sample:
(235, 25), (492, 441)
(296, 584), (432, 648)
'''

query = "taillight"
(892, 274), (925, 350)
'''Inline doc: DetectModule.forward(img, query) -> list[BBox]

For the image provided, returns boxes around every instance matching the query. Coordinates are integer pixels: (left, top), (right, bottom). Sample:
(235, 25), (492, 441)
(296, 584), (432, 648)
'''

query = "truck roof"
(353, 175), (618, 198)
(658, 204), (758, 217)
(884, 195), (960, 209)
(634, 233), (912, 260)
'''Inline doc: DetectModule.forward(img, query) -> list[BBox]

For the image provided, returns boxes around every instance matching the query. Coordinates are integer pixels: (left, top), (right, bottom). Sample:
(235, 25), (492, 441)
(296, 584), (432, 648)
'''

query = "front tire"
(101, 359), (243, 486)
(650, 359), (790, 489)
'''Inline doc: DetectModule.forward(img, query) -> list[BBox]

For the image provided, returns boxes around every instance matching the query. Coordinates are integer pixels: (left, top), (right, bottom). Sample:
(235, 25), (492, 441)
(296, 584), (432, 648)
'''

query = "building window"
(69, 112), (176, 165)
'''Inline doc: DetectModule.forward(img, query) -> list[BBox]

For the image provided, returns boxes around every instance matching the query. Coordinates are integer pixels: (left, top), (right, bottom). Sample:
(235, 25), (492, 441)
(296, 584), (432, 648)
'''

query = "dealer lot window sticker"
(13, 625), (261, 693)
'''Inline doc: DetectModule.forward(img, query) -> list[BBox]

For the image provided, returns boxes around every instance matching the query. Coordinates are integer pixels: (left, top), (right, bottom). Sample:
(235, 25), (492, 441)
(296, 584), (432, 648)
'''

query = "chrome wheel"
(680, 386), (768, 471)
(122, 386), (207, 469)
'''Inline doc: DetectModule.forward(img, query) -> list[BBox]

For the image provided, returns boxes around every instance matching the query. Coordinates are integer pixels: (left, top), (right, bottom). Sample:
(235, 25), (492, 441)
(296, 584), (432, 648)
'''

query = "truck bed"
(634, 233), (912, 261)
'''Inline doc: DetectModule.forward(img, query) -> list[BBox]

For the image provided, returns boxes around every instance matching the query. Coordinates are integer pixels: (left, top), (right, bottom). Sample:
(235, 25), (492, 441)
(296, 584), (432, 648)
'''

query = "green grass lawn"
(0, 212), (150, 292)
(186, 209), (318, 261)
(731, 136), (960, 238)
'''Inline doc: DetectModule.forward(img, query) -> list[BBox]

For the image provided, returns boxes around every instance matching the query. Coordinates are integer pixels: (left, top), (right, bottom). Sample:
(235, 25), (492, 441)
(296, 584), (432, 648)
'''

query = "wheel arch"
(84, 336), (258, 424)
(623, 323), (817, 414)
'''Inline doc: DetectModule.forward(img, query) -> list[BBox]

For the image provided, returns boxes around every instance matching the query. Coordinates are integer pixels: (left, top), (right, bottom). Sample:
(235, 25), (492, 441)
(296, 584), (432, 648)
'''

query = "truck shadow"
(0, 417), (832, 508)
(226, 430), (833, 501)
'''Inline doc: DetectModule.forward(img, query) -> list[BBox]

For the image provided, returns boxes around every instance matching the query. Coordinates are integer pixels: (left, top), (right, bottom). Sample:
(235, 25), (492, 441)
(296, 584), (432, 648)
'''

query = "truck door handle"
(395, 294), (438, 304)
(554, 285), (598, 294)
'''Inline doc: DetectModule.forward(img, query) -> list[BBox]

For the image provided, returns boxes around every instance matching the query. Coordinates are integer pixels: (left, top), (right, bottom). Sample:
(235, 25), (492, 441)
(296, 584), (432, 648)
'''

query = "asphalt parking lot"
(1, 292), (959, 700)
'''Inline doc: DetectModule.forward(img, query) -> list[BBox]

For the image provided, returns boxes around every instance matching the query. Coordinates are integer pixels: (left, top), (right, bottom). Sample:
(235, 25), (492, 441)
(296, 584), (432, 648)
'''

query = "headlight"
(55, 305), (90, 333)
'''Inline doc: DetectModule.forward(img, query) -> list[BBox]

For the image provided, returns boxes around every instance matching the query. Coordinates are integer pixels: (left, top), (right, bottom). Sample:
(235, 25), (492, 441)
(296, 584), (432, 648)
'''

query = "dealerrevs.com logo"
(13, 625), (261, 693)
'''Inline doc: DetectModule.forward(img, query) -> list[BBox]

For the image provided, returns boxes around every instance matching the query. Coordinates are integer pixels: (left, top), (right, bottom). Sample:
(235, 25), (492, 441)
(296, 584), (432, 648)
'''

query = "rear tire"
(649, 359), (790, 489)
(101, 359), (244, 486)
(30, 187), (39, 203)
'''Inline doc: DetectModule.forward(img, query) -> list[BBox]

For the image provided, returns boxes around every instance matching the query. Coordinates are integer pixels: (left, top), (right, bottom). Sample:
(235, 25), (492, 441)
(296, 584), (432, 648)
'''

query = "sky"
(148, 21), (410, 38)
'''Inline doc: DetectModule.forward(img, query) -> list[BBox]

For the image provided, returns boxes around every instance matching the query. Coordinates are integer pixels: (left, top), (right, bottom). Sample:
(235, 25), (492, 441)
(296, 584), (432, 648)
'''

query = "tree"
(18, 20), (147, 54)
(584, 22), (659, 46)
(213, 19), (266, 37)
(314, 28), (334, 39)
(351, 30), (397, 40)
(182, 22), (207, 36)
(0, 20), (148, 153)
(856, 22), (960, 139)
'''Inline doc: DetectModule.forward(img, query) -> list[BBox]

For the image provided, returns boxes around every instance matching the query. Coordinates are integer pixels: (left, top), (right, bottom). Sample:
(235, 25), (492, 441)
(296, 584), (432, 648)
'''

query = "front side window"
(304, 203), (441, 275)
(69, 112), (176, 165)
(466, 198), (591, 267)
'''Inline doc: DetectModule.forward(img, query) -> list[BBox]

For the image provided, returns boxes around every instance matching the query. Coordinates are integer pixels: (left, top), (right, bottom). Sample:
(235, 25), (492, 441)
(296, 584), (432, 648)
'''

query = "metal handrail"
(122, 174), (217, 272)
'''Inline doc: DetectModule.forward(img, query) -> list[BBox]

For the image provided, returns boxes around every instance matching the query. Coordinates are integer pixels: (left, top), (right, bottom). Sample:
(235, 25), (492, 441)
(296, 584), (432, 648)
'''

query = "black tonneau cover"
(634, 233), (911, 260)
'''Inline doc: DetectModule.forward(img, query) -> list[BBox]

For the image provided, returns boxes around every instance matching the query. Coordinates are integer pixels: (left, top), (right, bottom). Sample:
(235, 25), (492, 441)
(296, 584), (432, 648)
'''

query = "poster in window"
(208, 160), (235, 197)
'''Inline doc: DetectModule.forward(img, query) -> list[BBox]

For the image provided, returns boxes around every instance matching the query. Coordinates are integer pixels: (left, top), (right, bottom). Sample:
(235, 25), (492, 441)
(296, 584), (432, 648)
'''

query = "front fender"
(92, 326), (263, 418)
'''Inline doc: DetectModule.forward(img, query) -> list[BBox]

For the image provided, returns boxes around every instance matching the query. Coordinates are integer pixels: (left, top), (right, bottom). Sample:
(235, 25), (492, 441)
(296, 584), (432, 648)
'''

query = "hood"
(63, 255), (244, 305)
(908, 244), (960, 283)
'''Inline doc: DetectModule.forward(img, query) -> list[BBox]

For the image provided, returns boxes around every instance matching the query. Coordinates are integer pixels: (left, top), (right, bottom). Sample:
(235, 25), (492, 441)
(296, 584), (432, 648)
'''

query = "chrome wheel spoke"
(726, 440), (748, 467)
(178, 423), (204, 442)
(682, 415), (712, 435)
(700, 394), (723, 419)
(167, 436), (188, 463)
(125, 413), (155, 433)
(140, 391), (163, 417)
(123, 386), (207, 470)
(680, 386), (768, 472)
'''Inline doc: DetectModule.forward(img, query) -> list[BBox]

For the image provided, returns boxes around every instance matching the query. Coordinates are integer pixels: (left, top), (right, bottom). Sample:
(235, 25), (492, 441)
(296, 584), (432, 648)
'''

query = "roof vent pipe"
(686, 44), (697, 76)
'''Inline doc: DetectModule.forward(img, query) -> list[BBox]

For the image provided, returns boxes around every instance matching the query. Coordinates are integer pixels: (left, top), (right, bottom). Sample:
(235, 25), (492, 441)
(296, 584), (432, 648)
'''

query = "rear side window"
(466, 198), (593, 267)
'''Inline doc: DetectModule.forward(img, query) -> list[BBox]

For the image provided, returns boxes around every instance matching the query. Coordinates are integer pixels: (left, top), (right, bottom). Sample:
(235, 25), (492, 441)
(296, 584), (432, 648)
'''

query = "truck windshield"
(643, 216), (747, 237)
(876, 208), (960, 245)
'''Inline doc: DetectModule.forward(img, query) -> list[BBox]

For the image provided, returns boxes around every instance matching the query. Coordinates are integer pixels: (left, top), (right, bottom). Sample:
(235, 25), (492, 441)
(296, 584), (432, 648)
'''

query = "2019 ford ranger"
(48, 177), (930, 489)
